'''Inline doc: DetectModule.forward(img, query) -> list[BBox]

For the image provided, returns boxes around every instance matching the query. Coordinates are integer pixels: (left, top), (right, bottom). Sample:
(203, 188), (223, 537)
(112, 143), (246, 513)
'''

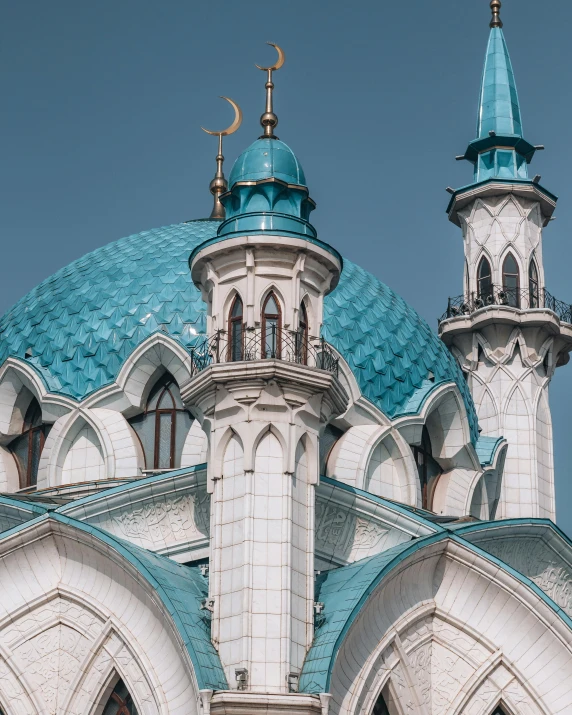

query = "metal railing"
(440, 286), (572, 325)
(189, 326), (339, 377)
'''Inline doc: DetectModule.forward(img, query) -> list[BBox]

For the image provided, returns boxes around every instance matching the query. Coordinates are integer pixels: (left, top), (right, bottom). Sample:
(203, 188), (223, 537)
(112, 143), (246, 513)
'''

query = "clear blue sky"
(3, 0), (572, 533)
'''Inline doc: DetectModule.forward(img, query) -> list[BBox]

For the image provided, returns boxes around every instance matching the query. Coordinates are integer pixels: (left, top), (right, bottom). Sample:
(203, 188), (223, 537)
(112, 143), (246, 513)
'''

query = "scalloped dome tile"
(0, 221), (478, 441)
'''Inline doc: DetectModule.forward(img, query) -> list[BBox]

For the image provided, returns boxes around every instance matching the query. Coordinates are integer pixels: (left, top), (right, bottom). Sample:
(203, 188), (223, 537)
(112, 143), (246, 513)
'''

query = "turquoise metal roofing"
(477, 27), (522, 139)
(299, 520), (572, 694)
(228, 138), (306, 187)
(0, 221), (478, 439)
(322, 259), (479, 441)
(474, 435), (505, 467)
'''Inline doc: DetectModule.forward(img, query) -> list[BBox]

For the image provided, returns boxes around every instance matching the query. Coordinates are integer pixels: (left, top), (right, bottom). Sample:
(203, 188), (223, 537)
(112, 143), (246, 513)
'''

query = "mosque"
(1, 1), (572, 713)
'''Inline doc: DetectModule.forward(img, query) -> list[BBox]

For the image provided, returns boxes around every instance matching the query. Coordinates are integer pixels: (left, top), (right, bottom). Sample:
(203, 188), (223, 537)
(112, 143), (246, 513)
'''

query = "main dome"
(0, 221), (477, 440)
(228, 138), (306, 187)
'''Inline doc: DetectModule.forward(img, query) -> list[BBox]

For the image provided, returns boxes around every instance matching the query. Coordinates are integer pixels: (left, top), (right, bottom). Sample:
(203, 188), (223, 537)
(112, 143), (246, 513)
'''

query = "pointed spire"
(477, 10), (522, 139)
(207, 134), (227, 220)
(256, 43), (285, 139)
(201, 97), (243, 220)
(490, 0), (503, 28)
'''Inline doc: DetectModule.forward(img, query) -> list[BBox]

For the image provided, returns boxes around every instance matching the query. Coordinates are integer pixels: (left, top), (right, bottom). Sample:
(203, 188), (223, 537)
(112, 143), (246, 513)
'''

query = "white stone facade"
(441, 186), (572, 520)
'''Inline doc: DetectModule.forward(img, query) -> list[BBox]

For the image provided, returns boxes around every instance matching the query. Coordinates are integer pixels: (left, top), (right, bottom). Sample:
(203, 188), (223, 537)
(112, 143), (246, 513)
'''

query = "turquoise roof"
(475, 435), (505, 467)
(299, 519), (572, 694)
(322, 260), (479, 441)
(477, 27), (522, 138)
(459, 25), (538, 183)
(228, 138), (306, 187)
(0, 221), (478, 440)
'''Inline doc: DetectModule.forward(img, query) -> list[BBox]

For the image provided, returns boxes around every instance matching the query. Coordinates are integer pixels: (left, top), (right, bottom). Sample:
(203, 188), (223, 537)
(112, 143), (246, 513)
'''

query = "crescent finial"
(202, 97), (242, 220)
(256, 43), (285, 139)
(201, 96), (243, 137)
(255, 42), (285, 72)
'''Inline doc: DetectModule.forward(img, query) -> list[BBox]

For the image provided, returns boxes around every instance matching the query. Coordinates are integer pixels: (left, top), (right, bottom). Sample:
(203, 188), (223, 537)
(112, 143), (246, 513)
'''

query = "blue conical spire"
(476, 26), (522, 139)
(459, 1), (538, 183)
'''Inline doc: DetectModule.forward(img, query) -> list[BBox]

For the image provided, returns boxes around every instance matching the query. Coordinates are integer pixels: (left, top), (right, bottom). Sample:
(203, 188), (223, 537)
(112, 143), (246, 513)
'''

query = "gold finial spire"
(255, 42), (285, 139)
(490, 0), (503, 28)
(201, 96), (243, 219)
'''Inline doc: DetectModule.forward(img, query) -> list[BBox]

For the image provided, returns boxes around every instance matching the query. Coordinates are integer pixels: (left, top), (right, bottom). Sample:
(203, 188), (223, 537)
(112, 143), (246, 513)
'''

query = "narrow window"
(129, 373), (193, 471)
(9, 398), (47, 488)
(297, 302), (309, 363)
(529, 258), (539, 309)
(502, 253), (520, 307)
(102, 678), (139, 715)
(262, 292), (281, 359)
(228, 295), (244, 362)
(412, 427), (442, 510)
(477, 256), (493, 302)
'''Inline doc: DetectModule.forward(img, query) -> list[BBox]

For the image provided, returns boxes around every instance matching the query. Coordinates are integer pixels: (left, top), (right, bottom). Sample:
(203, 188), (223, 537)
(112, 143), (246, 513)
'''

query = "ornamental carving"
(14, 624), (90, 714)
(108, 489), (210, 545)
(315, 499), (388, 560)
(481, 536), (572, 617)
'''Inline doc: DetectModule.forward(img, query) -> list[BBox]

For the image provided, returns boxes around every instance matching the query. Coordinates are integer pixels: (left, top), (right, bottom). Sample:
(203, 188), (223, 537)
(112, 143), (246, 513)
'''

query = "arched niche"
(88, 334), (196, 416)
(128, 371), (193, 472)
(60, 417), (106, 485)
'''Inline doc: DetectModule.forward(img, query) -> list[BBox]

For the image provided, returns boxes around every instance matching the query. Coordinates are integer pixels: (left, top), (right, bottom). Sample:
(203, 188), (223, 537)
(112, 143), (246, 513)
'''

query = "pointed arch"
(128, 371), (193, 471)
(477, 254), (493, 301)
(7, 396), (48, 488)
(261, 290), (282, 359)
(529, 254), (540, 308)
(227, 292), (244, 362)
(0, 359), (61, 436)
(89, 334), (196, 414)
(101, 676), (140, 715)
(501, 251), (520, 307)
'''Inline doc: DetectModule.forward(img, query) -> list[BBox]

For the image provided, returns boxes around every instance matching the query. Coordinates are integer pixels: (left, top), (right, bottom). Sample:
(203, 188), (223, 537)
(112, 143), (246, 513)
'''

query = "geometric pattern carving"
(13, 624), (90, 714)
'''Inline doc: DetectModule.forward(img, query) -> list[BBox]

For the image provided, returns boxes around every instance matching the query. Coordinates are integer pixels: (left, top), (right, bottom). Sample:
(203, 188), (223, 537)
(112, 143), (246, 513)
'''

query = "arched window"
(262, 292), (281, 359)
(228, 295), (244, 362)
(129, 373), (193, 471)
(529, 258), (539, 308)
(9, 398), (47, 488)
(102, 678), (139, 715)
(297, 301), (309, 363)
(372, 688), (391, 715)
(477, 256), (493, 301)
(502, 253), (520, 307)
(412, 427), (442, 510)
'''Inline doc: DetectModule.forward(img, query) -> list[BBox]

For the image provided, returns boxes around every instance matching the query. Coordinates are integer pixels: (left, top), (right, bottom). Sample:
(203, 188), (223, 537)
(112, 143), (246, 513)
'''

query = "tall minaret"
(185, 45), (347, 702)
(440, 1), (572, 520)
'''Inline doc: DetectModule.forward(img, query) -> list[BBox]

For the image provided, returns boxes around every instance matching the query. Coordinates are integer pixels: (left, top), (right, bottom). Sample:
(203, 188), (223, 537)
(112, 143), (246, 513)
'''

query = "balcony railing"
(440, 286), (572, 325)
(189, 326), (339, 377)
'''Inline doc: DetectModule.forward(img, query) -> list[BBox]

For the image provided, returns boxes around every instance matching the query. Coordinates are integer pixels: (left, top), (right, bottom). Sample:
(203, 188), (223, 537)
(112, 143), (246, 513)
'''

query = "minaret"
(440, 1), (572, 520)
(185, 45), (347, 703)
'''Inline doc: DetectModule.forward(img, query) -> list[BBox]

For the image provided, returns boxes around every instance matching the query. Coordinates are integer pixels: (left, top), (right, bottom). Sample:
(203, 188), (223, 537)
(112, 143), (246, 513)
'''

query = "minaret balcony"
(439, 286), (572, 326)
(188, 326), (339, 377)
(439, 286), (572, 368)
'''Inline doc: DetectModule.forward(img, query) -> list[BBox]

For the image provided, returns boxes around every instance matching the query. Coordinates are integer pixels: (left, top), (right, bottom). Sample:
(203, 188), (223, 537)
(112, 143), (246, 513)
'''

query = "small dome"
(228, 138), (306, 187)
(0, 222), (477, 443)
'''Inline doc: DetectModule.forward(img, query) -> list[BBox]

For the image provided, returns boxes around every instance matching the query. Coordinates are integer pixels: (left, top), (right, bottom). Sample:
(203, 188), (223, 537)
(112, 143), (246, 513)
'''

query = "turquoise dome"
(228, 138), (306, 187)
(0, 221), (477, 441)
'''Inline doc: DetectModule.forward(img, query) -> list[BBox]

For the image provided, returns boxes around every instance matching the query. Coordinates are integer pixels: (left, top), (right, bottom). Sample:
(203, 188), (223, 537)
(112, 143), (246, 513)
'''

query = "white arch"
(84, 334), (197, 415)
(0, 521), (203, 715)
(333, 539), (565, 715)
(37, 408), (123, 488)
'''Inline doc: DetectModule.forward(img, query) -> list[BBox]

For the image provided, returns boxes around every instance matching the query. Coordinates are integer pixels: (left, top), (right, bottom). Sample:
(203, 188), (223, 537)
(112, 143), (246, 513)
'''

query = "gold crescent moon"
(201, 96), (243, 137)
(255, 42), (285, 72)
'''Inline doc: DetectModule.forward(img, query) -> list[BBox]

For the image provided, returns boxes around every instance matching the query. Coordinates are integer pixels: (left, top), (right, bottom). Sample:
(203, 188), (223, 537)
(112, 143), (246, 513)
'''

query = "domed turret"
(228, 138), (306, 186)
(215, 44), (316, 240)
